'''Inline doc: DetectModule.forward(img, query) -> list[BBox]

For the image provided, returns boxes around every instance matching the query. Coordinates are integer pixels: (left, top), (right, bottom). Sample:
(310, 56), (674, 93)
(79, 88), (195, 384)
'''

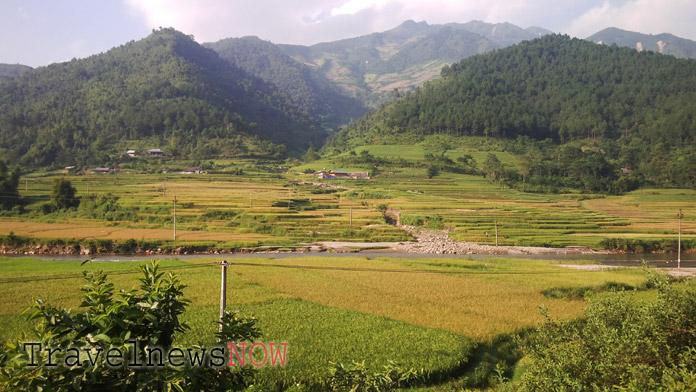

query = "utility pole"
(173, 196), (178, 241)
(249, 192), (253, 209)
(495, 220), (499, 247)
(350, 205), (353, 227)
(218, 261), (227, 337)
(678, 209), (684, 269)
(163, 178), (167, 197)
(25, 178), (28, 193)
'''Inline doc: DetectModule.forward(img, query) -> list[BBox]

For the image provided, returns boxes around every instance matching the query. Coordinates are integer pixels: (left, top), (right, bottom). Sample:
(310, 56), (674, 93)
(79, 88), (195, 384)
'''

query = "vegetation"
(519, 273), (696, 391)
(50, 178), (79, 210)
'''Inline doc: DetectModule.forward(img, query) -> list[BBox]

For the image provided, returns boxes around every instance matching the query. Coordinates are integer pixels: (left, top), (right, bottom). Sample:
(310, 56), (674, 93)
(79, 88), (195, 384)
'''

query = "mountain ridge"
(587, 27), (696, 59)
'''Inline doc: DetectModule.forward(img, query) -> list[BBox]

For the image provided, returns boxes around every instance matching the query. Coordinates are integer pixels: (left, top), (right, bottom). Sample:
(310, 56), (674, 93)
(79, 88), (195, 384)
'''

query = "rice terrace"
(2, 8), (696, 391)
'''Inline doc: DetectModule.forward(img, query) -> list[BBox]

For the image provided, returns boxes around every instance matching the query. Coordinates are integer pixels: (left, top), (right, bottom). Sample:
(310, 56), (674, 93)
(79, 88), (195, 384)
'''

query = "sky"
(2, 0), (696, 67)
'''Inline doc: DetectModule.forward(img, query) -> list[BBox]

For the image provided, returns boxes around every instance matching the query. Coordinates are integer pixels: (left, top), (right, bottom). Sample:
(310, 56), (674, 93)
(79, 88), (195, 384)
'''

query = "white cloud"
(331, 0), (389, 16)
(568, 0), (696, 39)
(122, 0), (696, 45)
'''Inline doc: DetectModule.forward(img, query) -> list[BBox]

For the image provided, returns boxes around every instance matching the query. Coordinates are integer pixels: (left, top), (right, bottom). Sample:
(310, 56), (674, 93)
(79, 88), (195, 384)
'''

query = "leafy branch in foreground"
(0, 260), (261, 391)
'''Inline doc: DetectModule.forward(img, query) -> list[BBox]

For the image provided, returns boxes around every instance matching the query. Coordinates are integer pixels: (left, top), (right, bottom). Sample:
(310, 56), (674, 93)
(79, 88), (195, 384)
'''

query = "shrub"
(329, 361), (420, 391)
(519, 272), (696, 391)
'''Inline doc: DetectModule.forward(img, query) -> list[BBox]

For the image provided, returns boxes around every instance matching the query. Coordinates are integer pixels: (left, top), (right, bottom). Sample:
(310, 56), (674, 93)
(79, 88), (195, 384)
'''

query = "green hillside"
(0, 28), (326, 168)
(329, 35), (696, 191)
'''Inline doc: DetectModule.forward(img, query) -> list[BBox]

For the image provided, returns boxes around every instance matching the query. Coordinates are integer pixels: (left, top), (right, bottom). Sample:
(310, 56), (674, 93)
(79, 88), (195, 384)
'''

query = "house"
(329, 170), (349, 178)
(126, 150), (137, 158)
(180, 167), (202, 174)
(349, 172), (370, 180)
(145, 148), (164, 156)
(90, 167), (113, 174)
(316, 169), (369, 180)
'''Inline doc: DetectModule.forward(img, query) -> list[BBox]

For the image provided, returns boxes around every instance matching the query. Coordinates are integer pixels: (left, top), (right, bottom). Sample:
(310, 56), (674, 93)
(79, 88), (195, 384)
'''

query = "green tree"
(426, 165), (440, 179)
(50, 178), (80, 209)
(0, 159), (20, 210)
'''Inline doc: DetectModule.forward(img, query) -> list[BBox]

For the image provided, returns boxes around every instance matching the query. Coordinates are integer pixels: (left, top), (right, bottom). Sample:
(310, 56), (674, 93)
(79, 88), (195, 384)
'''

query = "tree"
(50, 178), (80, 209)
(483, 153), (503, 181)
(426, 165), (440, 179)
(0, 159), (20, 210)
(0, 261), (261, 391)
(422, 134), (452, 158)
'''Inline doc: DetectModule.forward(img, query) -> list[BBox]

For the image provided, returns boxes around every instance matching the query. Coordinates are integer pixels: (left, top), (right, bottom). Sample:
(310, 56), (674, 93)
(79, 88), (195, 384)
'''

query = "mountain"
(450, 20), (552, 46)
(205, 36), (366, 130)
(277, 20), (551, 106)
(0, 63), (32, 82)
(330, 34), (696, 147)
(0, 28), (326, 167)
(328, 34), (696, 189)
(587, 27), (696, 59)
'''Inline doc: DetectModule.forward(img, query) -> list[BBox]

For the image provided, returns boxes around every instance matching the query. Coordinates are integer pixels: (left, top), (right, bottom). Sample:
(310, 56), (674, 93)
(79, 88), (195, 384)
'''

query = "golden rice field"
(0, 255), (651, 387)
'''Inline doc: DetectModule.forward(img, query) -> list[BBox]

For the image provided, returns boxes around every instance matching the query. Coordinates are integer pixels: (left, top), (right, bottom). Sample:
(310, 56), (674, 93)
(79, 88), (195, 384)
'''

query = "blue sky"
(2, 0), (695, 67)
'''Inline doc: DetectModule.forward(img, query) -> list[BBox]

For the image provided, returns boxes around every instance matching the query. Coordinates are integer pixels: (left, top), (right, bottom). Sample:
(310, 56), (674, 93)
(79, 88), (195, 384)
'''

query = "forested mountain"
(329, 35), (696, 189)
(205, 36), (366, 130)
(0, 63), (32, 82)
(0, 28), (326, 167)
(588, 27), (696, 59)
(277, 20), (551, 106)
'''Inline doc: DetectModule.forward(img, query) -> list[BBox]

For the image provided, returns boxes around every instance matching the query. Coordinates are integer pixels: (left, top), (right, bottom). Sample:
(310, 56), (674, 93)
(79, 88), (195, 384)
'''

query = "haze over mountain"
(0, 64), (32, 82)
(588, 27), (696, 59)
(206, 20), (552, 109)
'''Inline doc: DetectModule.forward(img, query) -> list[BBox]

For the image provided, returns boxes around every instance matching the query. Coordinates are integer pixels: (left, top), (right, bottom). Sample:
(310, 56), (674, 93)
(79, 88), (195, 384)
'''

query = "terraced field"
(2, 143), (694, 252)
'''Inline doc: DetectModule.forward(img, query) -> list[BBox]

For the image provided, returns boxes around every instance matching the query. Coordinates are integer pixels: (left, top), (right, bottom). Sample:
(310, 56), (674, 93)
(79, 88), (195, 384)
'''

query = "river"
(9, 251), (696, 268)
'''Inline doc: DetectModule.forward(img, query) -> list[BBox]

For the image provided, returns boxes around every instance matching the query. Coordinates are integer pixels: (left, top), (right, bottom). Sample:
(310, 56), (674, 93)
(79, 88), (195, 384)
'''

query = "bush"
(519, 272), (696, 391)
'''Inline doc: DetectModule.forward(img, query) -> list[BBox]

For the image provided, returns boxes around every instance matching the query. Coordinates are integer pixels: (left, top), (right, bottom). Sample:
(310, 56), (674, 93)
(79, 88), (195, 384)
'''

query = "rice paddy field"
(1, 145), (694, 251)
(0, 255), (651, 388)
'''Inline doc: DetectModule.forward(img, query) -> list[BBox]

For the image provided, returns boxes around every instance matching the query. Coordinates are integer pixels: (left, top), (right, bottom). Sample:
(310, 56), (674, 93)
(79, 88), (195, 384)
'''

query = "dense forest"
(329, 35), (696, 191)
(0, 28), (326, 168)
